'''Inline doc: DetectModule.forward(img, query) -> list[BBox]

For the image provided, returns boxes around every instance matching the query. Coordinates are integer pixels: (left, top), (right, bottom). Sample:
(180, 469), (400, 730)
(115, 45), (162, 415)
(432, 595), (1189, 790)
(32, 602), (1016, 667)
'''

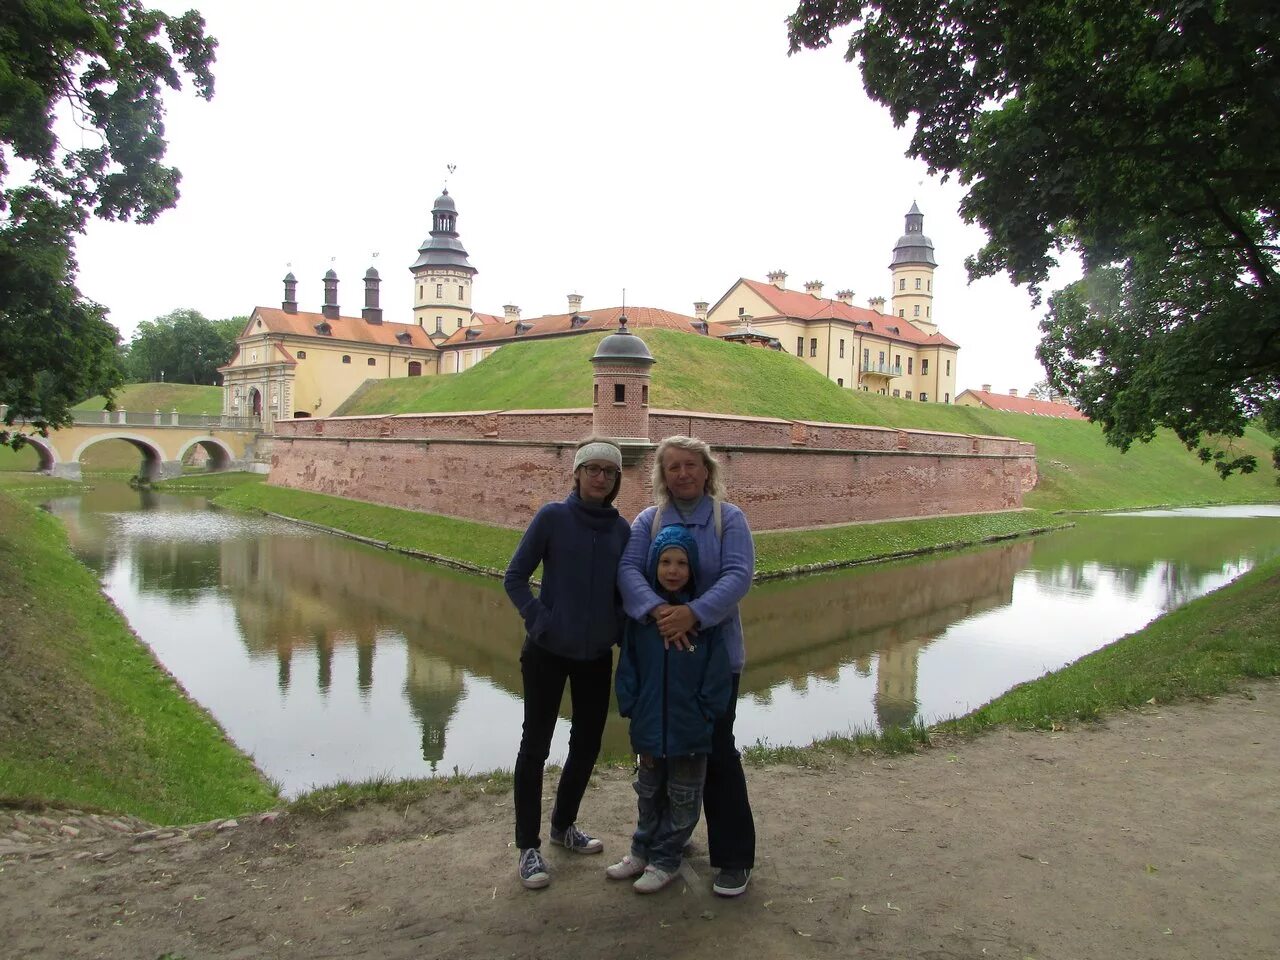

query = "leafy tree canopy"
(0, 0), (216, 448)
(788, 0), (1279, 477)
(122, 308), (242, 385)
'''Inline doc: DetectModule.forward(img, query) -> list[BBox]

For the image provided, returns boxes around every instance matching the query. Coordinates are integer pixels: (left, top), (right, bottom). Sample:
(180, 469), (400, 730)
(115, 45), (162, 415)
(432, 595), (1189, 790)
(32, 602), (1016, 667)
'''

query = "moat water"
(44, 483), (1280, 796)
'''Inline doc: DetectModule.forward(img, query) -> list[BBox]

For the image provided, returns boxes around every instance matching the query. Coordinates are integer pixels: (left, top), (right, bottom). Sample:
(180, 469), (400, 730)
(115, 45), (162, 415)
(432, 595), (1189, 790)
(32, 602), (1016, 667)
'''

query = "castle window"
(907, 357), (914, 374)
(927, 306), (932, 317)
(893, 389), (900, 397)
(899, 309), (905, 318)
(920, 392), (929, 402)
(342, 355), (351, 364)
(862, 347), (869, 368)
(899, 279), (906, 290)
(456, 318), (462, 329)
(946, 359), (951, 375)
(435, 317), (442, 334)
(418, 285), (423, 299)
(837, 378), (844, 387)
(739, 307), (745, 316)
(922, 358), (930, 375)
(614, 383), (625, 403)
(945, 392), (950, 403)
(928, 280), (932, 291)
(796, 337), (803, 356)
(458, 285), (464, 300)
(408, 361), (422, 377)
(906, 390), (912, 399)
(839, 339), (845, 358)
(296, 350), (306, 359)
(436, 283), (443, 298)
(367, 357), (376, 366)
(915, 277), (921, 290)
(594, 383), (599, 405)
(809, 338), (817, 357)
(895, 353), (901, 369)
(914, 305), (921, 317)
(642, 384), (649, 405)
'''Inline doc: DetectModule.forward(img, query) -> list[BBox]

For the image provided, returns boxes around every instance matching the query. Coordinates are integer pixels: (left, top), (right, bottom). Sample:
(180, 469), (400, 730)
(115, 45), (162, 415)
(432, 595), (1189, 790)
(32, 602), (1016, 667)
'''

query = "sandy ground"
(2, 683), (1277, 960)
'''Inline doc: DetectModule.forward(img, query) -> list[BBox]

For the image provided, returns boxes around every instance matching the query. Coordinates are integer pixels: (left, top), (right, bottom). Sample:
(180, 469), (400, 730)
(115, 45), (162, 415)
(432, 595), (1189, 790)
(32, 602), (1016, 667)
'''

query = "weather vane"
(445, 163), (456, 189)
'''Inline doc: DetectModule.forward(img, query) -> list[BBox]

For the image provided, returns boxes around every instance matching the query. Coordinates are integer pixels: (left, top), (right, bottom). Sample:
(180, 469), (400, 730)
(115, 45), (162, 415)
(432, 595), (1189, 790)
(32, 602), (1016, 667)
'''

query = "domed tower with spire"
(410, 188), (478, 338)
(890, 202), (938, 335)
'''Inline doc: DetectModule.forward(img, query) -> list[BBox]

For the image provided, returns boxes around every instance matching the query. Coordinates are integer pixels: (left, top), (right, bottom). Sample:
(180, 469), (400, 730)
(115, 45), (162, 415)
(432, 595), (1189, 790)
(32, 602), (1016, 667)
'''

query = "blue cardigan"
(504, 490), (631, 661)
(617, 497), (755, 672)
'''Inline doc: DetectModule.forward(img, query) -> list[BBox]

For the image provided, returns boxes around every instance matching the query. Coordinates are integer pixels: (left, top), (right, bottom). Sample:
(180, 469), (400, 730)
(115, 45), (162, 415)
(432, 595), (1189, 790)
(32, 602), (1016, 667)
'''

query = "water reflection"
(47, 488), (1280, 795)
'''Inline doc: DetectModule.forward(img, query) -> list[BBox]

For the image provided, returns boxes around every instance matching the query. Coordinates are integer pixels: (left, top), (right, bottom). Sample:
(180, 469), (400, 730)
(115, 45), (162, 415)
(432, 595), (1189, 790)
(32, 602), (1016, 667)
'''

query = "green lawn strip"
(0, 491), (278, 823)
(753, 510), (1067, 576)
(152, 471), (266, 493)
(936, 554), (1280, 736)
(75, 382), (223, 415)
(211, 483), (522, 574)
(0, 472), (83, 495)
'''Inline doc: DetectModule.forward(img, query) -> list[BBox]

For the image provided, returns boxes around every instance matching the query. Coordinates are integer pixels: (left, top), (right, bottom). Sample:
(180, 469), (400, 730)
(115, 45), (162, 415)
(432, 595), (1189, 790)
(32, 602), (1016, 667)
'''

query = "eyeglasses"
(581, 464), (619, 479)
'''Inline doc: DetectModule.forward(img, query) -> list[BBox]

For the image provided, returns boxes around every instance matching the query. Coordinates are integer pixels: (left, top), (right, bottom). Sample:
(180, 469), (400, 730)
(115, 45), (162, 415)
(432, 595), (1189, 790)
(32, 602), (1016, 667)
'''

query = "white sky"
(76, 0), (1080, 394)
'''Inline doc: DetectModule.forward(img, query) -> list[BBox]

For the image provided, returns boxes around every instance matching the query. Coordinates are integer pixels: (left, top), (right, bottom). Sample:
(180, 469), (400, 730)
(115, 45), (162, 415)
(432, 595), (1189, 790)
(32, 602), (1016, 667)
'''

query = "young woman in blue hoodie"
(609, 525), (732, 894)
(503, 438), (631, 890)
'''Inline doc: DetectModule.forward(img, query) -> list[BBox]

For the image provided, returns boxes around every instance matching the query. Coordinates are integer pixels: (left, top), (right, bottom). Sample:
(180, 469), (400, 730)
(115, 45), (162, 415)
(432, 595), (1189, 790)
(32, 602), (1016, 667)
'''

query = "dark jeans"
(704, 672), (755, 870)
(632, 753), (707, 872)
(513, 642), (612, 850)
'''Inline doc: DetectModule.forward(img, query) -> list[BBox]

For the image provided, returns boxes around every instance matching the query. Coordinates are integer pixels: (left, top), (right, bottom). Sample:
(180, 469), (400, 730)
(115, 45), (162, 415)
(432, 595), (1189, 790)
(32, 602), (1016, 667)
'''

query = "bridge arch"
(72, 432), (171, 481)
(176, 436), (237, 472)
(20, 436), (57, 473)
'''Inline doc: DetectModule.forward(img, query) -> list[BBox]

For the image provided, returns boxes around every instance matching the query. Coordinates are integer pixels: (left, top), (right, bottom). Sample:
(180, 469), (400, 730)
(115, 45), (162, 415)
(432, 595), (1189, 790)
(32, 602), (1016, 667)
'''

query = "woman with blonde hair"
(616, 435), (756, 897)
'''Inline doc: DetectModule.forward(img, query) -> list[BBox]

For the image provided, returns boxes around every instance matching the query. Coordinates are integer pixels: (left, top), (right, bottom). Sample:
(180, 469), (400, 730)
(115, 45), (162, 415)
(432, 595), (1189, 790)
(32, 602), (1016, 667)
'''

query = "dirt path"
(2, 684), (1277, 960)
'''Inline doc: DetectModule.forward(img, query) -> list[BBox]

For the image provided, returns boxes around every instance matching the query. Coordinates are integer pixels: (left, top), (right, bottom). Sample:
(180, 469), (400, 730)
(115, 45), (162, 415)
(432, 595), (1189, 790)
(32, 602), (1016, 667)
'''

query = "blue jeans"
(631, 754), (707, 872)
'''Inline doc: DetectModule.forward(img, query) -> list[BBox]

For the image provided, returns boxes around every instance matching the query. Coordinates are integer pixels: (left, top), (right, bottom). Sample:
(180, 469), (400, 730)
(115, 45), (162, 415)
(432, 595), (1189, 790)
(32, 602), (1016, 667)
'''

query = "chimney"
(1009, 388), (1019, 397)
(835, 289), (854, 305)
(322, 269), (339, 320)
(868, 295), (886, 313)
(503, 304), (521, 324)
(766, 269), (788, 289)
(693, 301), (708, 321)
(567, 293), (583, 315)
(362, 267), (383, 324)
(981, 383), (992, 393)
(804, 280), (824, 299)
(282, 272), (298, 314)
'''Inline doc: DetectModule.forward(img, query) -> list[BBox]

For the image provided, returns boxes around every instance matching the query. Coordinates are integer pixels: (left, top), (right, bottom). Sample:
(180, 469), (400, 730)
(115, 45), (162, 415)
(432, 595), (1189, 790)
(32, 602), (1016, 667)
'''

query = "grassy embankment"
(0, 490), (278, 822)
(0, 383), (224, 474)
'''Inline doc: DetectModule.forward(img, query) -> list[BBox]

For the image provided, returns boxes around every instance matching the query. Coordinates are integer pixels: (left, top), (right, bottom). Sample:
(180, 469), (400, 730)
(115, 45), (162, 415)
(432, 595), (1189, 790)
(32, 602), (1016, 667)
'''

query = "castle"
(220, 191), (960, 429)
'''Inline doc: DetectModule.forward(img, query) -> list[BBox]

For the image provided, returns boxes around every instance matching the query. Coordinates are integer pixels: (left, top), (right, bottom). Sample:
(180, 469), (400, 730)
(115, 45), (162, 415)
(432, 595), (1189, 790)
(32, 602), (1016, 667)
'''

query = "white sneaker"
(633, 865), (676, 894)
(606, 854), (647, 880)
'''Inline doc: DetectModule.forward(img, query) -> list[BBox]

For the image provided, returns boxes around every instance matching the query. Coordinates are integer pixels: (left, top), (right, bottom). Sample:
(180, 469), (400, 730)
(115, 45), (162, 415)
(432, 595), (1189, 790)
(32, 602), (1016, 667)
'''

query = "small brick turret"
(589, 317), (655, 441)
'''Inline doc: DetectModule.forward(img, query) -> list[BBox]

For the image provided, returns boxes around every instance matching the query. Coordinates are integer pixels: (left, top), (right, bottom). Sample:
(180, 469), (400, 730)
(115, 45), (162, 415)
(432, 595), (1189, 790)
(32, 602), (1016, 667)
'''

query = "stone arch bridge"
(10, 408), (264, 481)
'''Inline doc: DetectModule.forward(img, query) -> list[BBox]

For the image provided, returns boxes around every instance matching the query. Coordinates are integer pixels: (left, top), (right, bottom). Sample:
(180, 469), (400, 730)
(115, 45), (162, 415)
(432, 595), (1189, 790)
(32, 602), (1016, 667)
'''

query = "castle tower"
(890, 202), (938, 334)
(590, 317), (655, 441)
(410, 188), (477, 338)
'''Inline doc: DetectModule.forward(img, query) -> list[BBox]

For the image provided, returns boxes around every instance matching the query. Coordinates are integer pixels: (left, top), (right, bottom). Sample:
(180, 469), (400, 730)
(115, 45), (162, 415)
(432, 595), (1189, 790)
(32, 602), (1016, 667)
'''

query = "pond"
(47, 484), (1280, 796)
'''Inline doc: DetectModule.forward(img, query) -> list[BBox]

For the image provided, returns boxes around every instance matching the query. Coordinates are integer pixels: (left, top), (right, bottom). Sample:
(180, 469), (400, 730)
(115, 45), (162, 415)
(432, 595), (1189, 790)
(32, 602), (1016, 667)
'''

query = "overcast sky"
(76, 0), (1080, 393)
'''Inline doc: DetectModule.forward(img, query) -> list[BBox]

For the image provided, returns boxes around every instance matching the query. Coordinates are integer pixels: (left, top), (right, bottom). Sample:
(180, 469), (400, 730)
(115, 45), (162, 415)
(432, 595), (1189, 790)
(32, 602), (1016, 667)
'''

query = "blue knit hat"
(646, 524), (700, 594)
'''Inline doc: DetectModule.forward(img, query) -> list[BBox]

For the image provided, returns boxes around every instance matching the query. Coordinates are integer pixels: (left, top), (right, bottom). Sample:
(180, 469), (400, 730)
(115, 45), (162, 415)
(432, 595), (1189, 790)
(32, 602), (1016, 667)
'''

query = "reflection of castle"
(742, 540), (1034, 728)
(404, 651), (465, 771)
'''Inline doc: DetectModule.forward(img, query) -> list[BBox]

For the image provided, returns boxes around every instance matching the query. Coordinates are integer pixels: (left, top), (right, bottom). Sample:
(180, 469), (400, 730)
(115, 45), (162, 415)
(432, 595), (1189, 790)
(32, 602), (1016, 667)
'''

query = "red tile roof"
(437, 306), (704, 347)
(244, 307), (439, 351)
(731, 279), (959, 348)
(959, 389), (1086, 419)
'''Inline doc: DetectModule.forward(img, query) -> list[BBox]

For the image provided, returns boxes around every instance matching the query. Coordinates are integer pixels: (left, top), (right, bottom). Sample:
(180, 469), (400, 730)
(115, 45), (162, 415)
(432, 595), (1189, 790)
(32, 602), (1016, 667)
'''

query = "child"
(608, 525), (732, 893)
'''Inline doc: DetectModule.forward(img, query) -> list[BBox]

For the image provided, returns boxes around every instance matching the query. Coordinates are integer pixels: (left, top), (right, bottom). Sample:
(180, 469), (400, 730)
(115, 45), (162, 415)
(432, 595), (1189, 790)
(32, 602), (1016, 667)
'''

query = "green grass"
(153, 471), (266, 493)
(938, 553), (1280, 735)
(338, 329), (1278, 512)
(75, 381), (223, 415)
(754, 510), (1067, 575)
(0, 490), (278, 823)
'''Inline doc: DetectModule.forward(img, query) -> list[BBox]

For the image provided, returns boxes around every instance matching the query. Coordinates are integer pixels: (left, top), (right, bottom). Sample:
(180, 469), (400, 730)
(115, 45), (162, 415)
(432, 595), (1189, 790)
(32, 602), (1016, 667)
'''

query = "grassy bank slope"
(213, 482), (1066, 577)
(335, 330), (1277, 511)
(0, 491), (277, 822)
(75, 381), (224, 415)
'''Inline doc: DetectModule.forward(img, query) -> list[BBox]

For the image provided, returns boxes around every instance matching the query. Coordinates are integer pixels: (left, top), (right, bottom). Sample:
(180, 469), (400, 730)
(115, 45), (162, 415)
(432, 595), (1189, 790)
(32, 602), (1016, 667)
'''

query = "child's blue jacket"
(615, 526), (733, 756)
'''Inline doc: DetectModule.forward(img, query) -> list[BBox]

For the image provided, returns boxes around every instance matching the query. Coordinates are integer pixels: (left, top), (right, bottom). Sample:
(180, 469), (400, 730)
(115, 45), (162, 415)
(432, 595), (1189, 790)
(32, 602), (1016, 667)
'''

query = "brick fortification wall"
(271, 409), (1037, 531)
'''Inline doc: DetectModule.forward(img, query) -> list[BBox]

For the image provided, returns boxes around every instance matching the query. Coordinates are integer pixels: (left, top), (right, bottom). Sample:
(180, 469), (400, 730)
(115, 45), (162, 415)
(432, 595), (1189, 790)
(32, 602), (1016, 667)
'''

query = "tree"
(123, 309), (242, 385)
(788, 0), (1280, 477)
(0, 1), (216, 449)
(1027, 379), (1070, 405)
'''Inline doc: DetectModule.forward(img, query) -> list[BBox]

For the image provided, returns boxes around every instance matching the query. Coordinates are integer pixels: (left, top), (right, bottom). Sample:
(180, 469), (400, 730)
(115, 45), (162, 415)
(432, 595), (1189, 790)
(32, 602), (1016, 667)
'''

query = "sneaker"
(549, 823), (604, 854)
(518, 847), (550, 889)
(632, 865), (676, 894)
(712, 867), (751, 897)
(606, 854), (647, 880)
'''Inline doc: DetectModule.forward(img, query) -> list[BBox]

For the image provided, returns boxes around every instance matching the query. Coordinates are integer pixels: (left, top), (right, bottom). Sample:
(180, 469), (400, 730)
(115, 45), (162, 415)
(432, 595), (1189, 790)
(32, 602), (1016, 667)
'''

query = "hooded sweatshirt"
(615, 525), (733, 756)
